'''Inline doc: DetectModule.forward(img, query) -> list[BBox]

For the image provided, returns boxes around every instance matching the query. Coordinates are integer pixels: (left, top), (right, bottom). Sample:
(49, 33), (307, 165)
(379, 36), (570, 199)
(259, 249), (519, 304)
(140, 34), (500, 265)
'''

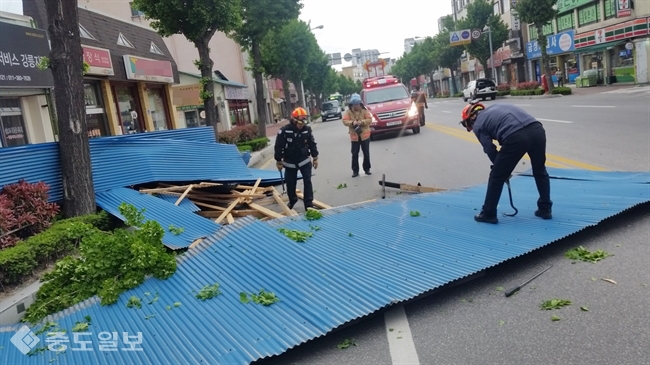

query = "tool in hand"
(279, 169), (286, 195)
(504, 265), (552, 297)
(503, 179), (518, 217)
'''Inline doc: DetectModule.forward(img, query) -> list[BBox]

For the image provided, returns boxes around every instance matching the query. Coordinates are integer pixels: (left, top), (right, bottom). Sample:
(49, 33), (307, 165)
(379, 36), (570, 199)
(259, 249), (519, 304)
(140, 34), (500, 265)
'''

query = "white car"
(462, 78), (497, 101)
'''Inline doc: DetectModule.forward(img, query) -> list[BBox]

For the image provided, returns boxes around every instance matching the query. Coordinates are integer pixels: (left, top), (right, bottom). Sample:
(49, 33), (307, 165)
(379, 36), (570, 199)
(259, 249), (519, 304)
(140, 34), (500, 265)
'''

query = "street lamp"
(310, 25), (324, 30)
(482, 26), (494, 82)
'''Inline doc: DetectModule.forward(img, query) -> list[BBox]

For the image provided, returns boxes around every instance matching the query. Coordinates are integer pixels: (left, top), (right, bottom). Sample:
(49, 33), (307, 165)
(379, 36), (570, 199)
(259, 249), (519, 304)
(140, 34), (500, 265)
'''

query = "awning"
(575, 41), (625, 54)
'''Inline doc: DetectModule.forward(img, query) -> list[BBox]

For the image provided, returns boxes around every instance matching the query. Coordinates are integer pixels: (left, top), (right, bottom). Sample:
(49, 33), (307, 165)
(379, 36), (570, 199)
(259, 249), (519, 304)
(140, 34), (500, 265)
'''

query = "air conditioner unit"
(0, 281), (42, 326)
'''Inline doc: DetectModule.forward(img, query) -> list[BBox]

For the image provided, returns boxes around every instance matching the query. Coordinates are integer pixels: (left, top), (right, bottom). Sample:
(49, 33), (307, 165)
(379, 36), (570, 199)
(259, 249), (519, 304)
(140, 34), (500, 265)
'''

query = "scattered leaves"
(168, 224), (185, 235)
(305, 209), (323, 221)
(551, 315), (561, 321)
(540, 299), (572, 310)
(239, 292), (250, 304)
(34, 322), (57, 335)
(601, 278), (617, 285)
(409, 210), (421, 217)
(564, 246), (611, 263)
(147, 293), (160, 305)
(388, 328), (394, 332)
(241, 289), (280, 306)
(348, 232), (353, 237)
(195, 283), (222, 301)
(71, 320), (89, 332)
(278, 228), (313, 242)
(495, 286), (505, 292)
(336, 183), (348, 189)
(173, 302), (181, 307)
(308, 224), (321, 231)
(580, 306), (589, 311)
(499, 320), (505, 326)
(337, 338), (357, 349)
(126, 296), (142, 309)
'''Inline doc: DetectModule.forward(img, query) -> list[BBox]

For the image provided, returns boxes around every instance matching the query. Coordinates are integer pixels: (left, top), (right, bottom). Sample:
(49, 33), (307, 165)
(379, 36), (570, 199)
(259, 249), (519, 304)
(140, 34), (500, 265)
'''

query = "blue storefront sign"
(525, 30), (575, 60)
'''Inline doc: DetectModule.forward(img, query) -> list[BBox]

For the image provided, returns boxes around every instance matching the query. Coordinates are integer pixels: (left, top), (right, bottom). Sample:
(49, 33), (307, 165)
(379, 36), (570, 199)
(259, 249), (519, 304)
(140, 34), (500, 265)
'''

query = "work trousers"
(351, 138), (371, 173)
(417, 105), (425, 125)
(285, 161), (313, 209)
(482, 122), (552, 216)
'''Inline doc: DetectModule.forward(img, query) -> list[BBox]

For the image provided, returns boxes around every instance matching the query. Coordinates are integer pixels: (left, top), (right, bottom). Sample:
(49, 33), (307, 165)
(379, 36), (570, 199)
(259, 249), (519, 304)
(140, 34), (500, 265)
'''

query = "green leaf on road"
(565, 246), (611, 263)
(337, 338), (357, 349)
(495, 286), (504, 292)
(551, 315), (561, 321)
(410, 210), (421, 217)
(580, 306), (589, 311)
(540, 299), (572, 310)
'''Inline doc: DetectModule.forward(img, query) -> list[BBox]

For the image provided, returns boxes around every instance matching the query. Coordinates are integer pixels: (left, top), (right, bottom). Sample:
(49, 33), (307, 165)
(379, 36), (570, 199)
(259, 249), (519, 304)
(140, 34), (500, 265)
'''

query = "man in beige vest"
(342, 93), (372, 177)
(412, 85), (428, 126)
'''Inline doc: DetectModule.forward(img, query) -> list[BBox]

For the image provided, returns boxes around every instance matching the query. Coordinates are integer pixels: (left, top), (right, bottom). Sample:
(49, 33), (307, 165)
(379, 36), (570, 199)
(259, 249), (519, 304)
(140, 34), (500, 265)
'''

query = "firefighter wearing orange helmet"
(274, 107), (319, 210)
(460, 101), (552, 224)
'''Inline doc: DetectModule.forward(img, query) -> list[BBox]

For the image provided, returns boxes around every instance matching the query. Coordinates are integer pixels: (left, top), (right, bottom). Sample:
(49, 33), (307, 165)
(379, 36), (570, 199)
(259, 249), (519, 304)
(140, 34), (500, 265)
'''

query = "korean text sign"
(525, 30), (575, 60)
(0, 22), (54, 88)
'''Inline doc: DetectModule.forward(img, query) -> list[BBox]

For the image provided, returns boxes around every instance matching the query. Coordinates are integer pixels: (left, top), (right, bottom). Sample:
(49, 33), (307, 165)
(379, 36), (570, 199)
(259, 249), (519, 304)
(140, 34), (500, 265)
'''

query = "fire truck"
(359, 75), (421, 140)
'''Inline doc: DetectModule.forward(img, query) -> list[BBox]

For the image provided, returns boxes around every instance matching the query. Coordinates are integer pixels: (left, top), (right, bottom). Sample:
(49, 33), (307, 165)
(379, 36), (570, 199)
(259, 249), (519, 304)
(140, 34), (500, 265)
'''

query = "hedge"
(236, 137), (269, 152)
(497, 90), (510, 96)
(551, 87), (572, 95)
(453, 92), (464, 98)
(0, 211), (117, 286)
(510, 89), (545, 96)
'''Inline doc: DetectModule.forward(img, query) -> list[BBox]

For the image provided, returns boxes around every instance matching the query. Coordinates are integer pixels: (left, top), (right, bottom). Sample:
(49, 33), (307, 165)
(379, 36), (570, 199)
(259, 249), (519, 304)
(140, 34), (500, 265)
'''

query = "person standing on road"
(460, 102), (553, 224)
(342, 93), (372, 177)
(412, 85), (428, 126)
(275, 107), (319, 210)
(555, 68), (564, 87)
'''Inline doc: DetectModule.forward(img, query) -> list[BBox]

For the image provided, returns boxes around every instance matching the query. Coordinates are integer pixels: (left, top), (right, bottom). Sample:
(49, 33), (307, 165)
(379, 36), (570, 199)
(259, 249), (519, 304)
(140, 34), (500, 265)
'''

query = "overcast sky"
(1, 0), (453, 67)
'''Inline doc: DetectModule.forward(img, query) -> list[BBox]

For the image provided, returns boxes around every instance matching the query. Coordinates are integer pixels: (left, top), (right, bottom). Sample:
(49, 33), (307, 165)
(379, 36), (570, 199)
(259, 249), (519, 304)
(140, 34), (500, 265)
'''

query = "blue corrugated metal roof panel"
(0, 142), (62, 199)
(1, 169), (648, 365)
(155, 194), (200, 212)
(220, 168), (302, 186)
(96, 127), (216, 143)
(95, 188), (220, 249)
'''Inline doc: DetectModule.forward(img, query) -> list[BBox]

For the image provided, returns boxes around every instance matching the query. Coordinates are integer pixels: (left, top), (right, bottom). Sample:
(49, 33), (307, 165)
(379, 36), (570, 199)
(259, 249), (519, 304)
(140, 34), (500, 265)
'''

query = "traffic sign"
(450, 29), (472, 46)
(343, 53), (353, 62)
(471, 29), (482, 40)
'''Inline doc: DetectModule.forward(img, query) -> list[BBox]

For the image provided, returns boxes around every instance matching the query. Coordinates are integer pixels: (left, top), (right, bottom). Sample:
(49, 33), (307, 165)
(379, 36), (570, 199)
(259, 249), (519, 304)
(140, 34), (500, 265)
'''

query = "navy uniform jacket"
(473, 103), (539, 163)
(274, 122), (319, 166)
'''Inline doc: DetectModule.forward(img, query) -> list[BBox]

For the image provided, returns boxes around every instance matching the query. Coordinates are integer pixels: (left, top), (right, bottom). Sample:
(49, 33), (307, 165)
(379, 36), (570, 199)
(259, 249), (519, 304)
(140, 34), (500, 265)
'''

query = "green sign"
(557, 13), (574, 31)
(557, 0), (596, 14)
(578, 4), (599, 26)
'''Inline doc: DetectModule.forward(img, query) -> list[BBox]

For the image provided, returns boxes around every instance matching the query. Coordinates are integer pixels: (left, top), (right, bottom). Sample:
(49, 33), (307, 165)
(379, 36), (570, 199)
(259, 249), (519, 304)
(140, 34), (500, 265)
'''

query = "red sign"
(123, 55), (173, 83)
(82, 45), (114, 76)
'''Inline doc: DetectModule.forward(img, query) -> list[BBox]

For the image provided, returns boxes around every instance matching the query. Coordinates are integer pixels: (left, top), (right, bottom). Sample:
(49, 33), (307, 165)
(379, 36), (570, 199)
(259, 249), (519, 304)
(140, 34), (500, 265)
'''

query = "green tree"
(302, 51), (338, 108)
(133, 0), (241, 134)
(432, 16), (465, 94)
(337, 74), (358, 97)
(458, 0), (509, 80)
(515, 0), (558, 92)
(392, 52), (418, 86)
(260, 19), (318, 116)
(43, 0), (95, 217)
(233, 0), (301, 137)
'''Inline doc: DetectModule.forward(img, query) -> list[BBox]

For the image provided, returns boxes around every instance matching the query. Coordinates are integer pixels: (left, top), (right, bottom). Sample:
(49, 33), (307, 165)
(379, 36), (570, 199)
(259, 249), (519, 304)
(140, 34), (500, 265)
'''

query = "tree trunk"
(195, 38), (219, 136)
(282, 76), (292, 119)
(45, 0), (95, 218)
(537, 25), (555, 93)
(251, 42), (268, 138)
(295, 79), (305, 109)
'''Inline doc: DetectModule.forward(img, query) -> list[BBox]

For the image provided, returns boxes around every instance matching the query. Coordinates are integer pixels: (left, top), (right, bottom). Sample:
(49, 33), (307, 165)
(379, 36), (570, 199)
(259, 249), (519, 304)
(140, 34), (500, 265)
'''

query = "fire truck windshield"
(364, 86), (409, 105)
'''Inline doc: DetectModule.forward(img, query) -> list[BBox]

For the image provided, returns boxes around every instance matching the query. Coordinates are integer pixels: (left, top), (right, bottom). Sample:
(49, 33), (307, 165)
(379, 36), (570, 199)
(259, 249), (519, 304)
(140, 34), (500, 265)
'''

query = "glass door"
(0, 98), (28, 147)
(84, 82), (108, 138)
(113, 85), (143, 134)
(146, 86), (170, 131)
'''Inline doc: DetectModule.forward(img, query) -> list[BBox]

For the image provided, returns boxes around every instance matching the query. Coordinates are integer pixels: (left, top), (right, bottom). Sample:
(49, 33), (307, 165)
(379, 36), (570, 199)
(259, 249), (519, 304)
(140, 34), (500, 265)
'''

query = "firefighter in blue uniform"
(275, 107), (319, 210)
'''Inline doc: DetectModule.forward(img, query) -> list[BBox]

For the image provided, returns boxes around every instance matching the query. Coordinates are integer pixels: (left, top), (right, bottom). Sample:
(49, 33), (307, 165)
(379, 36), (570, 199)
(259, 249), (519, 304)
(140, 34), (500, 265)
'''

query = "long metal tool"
(503, 179), (518, 217)
(279, 169), (286, 195)
(504, 265), (552, 297)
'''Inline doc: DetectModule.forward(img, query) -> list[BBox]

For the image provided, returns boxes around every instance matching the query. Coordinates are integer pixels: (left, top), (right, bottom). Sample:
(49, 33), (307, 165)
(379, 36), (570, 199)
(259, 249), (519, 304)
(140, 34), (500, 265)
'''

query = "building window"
(146, 86), (170, 131)
(604, 0), (616, 20)
(79, 24), (95, 40)
(557, 13), (574, 31)
(0, 98), (28, 147)
(578, 3), (600, 27)
(84, 82), (108, 138)
(130, 2), (145, 17)
(117, 32), (135, 48)
(228, 100), (251, 126)
(150, 42), (164, 55)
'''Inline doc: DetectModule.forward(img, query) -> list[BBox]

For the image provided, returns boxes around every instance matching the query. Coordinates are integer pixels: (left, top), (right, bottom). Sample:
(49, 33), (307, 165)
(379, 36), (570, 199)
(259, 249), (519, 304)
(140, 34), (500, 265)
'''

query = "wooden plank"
(193, 201), (227, 211)
(175, 185), (194, 206)
(271, 187), (298, 216)
(139, 185), (193, 194)
(189, 238), (204, 249)
(197, 210), (264, 218)
(248, 203), (284, 219)
(250, 178), (262, 194)
(398, 184), (446, 193)
(295, 192), (332, 209)
(215, 189), (251, 223)
(226, 213), (235, 224)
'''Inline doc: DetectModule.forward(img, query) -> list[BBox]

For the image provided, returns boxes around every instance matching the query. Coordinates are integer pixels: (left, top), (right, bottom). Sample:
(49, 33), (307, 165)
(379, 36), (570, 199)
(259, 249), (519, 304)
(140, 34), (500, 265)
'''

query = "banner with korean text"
(0, 22), (54, 88)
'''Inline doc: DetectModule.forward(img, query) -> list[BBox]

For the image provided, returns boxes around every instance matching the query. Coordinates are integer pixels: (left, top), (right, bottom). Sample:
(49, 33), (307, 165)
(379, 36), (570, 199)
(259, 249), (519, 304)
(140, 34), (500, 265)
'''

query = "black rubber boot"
(474, 211), (498, 224)
(535, 209), (552, 220)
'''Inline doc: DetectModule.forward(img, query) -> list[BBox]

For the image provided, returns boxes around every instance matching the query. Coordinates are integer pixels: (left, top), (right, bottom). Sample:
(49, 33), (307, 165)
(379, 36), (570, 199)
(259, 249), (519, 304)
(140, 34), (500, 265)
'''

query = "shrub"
(0, 211), (116, 286)
(217, 124), (260, 145)
(0, 180), (59, 249)
(238, 144), (253, 152)
(238, 137), (269, 152)
(453, 92), (464, 98)
(551, 87), (572, 95)
(217, 129), (242, 144)
(497, 83), (511, 92)
(497, 90), (510, 96)
(516, 81), (540, 90)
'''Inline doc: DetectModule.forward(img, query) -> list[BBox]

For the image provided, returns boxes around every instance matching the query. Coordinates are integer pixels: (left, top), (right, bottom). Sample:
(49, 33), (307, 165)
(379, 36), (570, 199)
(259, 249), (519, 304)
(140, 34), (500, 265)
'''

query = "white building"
(404, 37), (426, 54)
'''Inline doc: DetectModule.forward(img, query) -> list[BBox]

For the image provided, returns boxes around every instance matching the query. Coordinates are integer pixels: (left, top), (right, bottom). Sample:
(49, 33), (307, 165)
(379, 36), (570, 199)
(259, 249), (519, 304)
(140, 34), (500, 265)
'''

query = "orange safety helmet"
(460, 102), (485, 131)
(291, 107), (308, 121)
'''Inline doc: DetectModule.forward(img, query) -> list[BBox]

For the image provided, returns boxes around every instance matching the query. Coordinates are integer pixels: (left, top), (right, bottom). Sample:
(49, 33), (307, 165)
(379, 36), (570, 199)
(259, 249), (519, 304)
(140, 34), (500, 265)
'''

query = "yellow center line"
(426, 123), (607, 171)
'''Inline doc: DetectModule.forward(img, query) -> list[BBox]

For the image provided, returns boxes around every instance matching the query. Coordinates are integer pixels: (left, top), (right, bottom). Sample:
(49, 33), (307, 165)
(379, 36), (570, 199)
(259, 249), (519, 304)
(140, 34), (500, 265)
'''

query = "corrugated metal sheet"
(155, 194), (200, 212)
(1, 169), (648, 365)
(0, 128), (273, 202)
(95, 188), (220, 249)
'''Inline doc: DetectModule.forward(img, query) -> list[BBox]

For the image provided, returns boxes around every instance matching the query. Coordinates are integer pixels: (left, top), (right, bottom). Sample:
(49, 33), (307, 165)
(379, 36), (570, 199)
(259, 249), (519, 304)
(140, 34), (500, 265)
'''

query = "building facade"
(0, 11), (54, 148)
(24, 1), (180, 139)
(404, 37), (425, 54)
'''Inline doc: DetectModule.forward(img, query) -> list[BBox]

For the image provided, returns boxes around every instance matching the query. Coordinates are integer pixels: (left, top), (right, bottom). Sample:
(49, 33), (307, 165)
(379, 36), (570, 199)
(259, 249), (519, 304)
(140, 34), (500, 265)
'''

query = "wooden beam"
(250, 178), (262, 194)
(175, 185), (194, 205)
(226, 213), (235, 224)
(378, 181), (447, 193)
(197, 210), (264, 218)
(189, 238), (203, 249)
(271, 187), (298, 216)
(193, 201), (227, 211)
(296, 192), (332, 209)
(248, 203), (284, 219)
(215, 189), (251, 223)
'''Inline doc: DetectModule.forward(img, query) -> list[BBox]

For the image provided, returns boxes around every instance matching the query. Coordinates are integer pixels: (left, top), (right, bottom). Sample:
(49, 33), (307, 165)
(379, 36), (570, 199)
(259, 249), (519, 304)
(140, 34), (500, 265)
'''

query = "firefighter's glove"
(312, 158), (318, 170)
(276, 160), (283, 171)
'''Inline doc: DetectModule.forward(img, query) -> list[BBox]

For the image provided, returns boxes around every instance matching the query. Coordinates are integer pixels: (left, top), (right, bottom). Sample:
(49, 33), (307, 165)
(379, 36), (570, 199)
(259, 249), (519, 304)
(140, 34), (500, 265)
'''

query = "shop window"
(114, 85), (143, 134)
(84, 82), (108, 138)
(79, 24), (95, 40)
(228, 100), (251, 127)
(0, 98), (28, 147)
(578, 3), (600, 27)
(604, 0), (616, 20)
(117, 33), (135, 48)
(147, 87), (170, 131)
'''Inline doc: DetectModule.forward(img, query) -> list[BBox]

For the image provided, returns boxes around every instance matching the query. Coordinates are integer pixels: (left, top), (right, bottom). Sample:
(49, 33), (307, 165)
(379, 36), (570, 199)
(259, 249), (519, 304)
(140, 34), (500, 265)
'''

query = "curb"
(248, 138), (275, 168)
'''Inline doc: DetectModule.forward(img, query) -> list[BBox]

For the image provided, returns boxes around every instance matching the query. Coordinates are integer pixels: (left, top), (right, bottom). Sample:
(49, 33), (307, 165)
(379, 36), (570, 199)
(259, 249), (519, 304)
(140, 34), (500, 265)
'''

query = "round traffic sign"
(471, 29), (482, 40)
(461, 30), (470, 40)
(344, 53), (353, 62)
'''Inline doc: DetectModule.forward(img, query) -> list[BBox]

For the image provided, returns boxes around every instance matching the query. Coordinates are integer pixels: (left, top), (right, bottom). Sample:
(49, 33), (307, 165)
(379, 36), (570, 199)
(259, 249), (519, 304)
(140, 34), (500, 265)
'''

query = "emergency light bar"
(363, 75), (399, 89)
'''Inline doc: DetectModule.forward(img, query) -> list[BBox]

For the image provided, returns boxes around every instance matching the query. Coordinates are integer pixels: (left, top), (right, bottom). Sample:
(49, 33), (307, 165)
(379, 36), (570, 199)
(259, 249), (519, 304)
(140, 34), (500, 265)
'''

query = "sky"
(1, 0), (454, 67)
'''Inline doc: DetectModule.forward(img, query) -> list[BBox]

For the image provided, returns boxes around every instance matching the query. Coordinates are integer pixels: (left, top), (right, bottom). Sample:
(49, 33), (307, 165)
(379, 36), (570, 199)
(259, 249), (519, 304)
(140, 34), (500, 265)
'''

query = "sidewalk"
(565, 82), (637, 96)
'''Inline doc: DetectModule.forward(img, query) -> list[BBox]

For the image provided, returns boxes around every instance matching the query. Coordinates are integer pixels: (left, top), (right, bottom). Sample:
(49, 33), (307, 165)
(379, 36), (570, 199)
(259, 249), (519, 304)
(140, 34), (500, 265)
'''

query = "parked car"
(321, 100), (342, 121)
(462, 78), (497, 101)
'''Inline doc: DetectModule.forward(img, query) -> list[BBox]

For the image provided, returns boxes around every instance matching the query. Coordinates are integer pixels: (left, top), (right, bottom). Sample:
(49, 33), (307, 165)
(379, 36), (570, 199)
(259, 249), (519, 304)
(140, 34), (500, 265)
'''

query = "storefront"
(225, 85), (251, 126)
(0, 18), (55, 148)
(82, 45), (114, 138)
(574, 18), (649, 84)
(526, 30), (579, 84)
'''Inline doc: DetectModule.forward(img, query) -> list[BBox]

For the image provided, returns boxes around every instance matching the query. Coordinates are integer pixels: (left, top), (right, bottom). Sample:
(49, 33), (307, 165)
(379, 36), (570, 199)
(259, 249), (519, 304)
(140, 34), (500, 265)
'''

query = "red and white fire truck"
(359, 75), (421, 140)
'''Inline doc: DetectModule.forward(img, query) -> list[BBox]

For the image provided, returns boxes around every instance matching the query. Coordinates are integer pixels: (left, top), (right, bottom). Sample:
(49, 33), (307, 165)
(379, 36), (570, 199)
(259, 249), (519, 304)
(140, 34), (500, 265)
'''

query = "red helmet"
(460, 102), (485, 131)
(291, 107), (308, 121)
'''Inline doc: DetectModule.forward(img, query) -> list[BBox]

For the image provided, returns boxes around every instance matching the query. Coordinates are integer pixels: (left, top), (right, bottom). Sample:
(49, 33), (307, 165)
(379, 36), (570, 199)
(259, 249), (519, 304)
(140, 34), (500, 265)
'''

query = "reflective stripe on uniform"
(283, 157), (311, 169)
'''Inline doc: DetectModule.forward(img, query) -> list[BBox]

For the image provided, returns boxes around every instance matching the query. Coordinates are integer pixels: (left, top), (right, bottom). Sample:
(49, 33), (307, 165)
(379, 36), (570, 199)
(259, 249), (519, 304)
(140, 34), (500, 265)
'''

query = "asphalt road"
(254, 86), (650, 365)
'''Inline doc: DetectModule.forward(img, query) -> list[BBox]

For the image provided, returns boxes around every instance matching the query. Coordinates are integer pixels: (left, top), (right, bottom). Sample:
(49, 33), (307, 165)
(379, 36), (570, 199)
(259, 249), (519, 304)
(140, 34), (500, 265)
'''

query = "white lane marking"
(442, 111), (451, 113)
(385, 306), (420, 365)
(538, 118), (573, 124)
(571, 105), (616, 108)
